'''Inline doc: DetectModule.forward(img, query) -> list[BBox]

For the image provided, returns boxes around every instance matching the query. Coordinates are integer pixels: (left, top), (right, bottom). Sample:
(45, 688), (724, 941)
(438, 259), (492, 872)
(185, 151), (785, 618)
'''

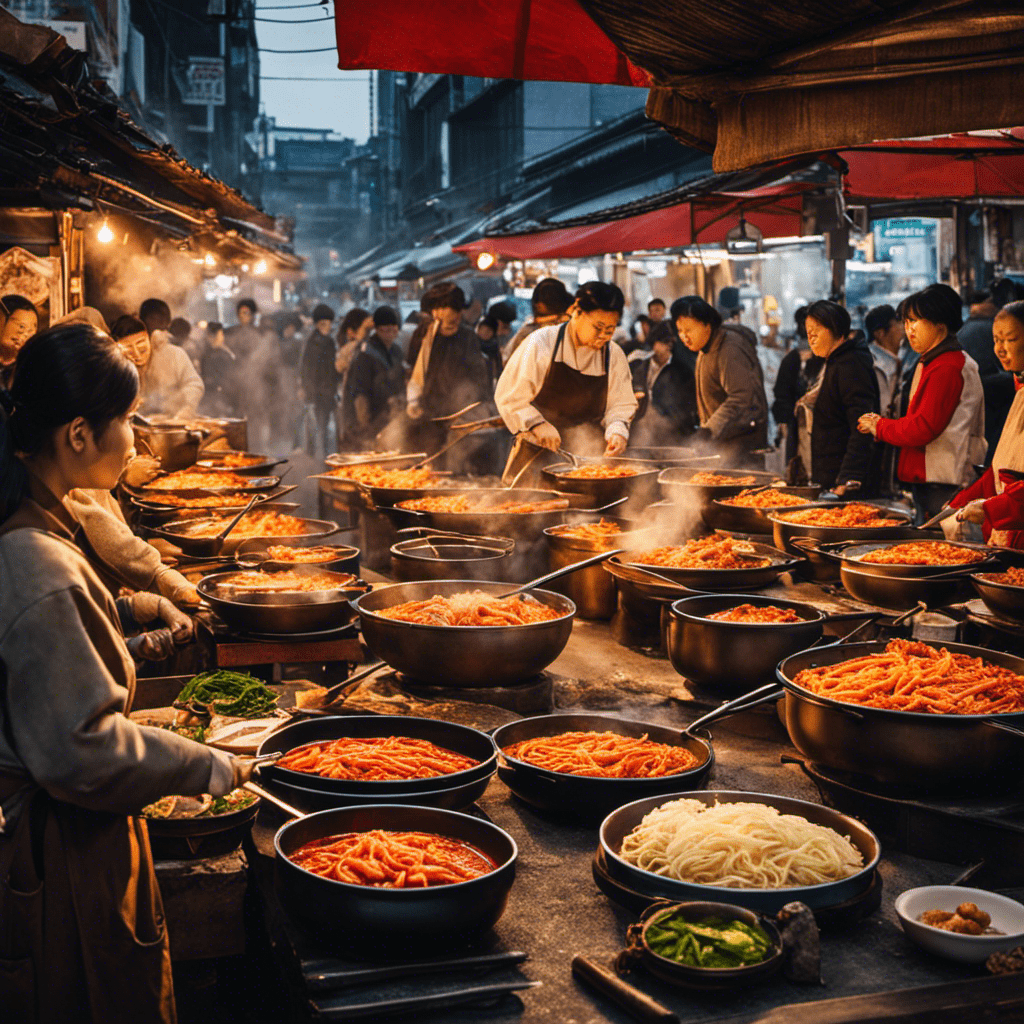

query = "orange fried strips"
(503, 730), (701, 778)
(277, 735), (478, 781)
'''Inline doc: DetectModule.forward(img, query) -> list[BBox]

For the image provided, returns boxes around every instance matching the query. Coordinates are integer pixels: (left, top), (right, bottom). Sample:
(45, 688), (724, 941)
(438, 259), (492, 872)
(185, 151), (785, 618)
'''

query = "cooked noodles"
(289, 830), (496, 887)
(720, 489), (810, 509)
(213, 570), (352, 593)
(182, 511), (308, 539)
(982, 566), (1024, 587)
(148, 470), (251, 490)
(792, 638), (1024, 714)
(148, 492), (255, 508)
(859, 542), (985, 566)
(265, 545), (347, 563)
(278, 735), (477, 780)
(776, 503), (898, 528)
(631, 537), (771, 570)
(502, 731), (701, 777)
(549, 519), (624, 543)
(707, 604), (802, 624)
(399, 495), (569, 514)
(619, 798), (864, 889)
(324, 465), (444, 488)
(379, 591), (563, 625)
(687, 472), (763, 486)
(561, 465), (641, 479)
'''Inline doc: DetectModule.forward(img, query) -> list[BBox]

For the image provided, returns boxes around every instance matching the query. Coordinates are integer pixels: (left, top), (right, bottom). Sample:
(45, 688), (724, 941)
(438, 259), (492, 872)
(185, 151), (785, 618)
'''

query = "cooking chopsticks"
(305, 950), (529, 991)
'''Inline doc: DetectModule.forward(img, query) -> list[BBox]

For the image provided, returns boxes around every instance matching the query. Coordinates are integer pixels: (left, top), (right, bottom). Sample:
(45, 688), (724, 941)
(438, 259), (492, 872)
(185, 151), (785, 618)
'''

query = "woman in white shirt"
(495, 281), (638, 485)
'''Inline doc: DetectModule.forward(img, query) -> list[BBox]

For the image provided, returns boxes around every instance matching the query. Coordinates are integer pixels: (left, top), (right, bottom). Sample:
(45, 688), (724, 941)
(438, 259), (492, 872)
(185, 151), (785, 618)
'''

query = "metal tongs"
(413, 409), (503, 469)
(918, 504), (959, 531)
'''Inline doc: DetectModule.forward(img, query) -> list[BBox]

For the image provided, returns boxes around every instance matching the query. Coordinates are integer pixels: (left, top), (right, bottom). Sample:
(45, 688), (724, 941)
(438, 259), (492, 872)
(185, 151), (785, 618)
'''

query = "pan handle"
(790, 536), (848, 562)
(242, 780), (304, 818)
(684, 683), (785, 735)
(982, 719), (1024, 741)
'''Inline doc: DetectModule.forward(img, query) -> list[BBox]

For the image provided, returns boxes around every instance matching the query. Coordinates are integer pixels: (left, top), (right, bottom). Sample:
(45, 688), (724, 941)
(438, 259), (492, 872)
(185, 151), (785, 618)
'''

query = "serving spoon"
(497, 548), (626, 600)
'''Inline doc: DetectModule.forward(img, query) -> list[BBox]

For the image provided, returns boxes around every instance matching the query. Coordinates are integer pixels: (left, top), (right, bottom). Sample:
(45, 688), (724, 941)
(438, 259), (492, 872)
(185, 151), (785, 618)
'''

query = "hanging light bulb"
(254, 259), (268, 275)
(475, 251), (497, 272)
(97, 219), (114, 244)
(204, 253), (217, 268)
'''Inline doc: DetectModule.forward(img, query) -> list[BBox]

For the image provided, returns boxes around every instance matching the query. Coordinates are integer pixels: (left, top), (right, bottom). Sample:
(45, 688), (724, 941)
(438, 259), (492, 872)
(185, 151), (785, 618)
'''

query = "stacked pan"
(256, 715), (498, 812)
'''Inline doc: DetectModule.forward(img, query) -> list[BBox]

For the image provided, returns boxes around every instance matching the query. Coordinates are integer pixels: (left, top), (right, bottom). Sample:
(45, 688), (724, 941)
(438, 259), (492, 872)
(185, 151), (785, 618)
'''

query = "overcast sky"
(255, 4), (370, 141)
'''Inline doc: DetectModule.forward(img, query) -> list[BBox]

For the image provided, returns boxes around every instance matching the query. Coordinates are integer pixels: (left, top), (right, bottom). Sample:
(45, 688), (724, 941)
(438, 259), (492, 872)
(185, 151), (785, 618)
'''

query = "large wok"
(257, 715), (498, 795)
(691, 640), (1024, 790)
(703, 487), (822, 535)
(610, 541), (803, 591)
(152, 512), (339, 557)
(658, 467), (782, 505)
(821, 539), (999, 578)
(390, 528), (517, 582)
(198, 568), (369, 633)
(136, 473), (282, 498)
(971, 572), (1024, 623)
(599, 790), (881, 913)
(354, 580), (575, 687)
(492, 713), (713, 821)
(540, 460), (660, 508)
(380, 488), (583, 538)
(317, 473), (480, 510)
(273, 803), (517, 950)
(235, 536), (361, 576)
(195, 451), (288, 476)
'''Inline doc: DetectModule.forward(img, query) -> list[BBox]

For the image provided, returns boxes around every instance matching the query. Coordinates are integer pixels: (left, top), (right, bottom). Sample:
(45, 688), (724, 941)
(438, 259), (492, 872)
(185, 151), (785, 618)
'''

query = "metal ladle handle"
(243, 780), (304, 819)
(500, 548), (625, 599)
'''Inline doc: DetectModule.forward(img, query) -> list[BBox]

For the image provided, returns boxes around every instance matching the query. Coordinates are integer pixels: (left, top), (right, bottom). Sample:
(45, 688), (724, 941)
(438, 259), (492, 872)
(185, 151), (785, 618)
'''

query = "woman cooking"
(947, 301), (1024, 547)
(0, 324), (252, 1022)
(495, 281), (638, 485)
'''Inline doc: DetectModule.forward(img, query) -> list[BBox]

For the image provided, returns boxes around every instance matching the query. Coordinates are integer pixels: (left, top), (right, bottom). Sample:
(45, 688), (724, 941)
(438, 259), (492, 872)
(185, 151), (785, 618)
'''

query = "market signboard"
(182, 57), (226, 106)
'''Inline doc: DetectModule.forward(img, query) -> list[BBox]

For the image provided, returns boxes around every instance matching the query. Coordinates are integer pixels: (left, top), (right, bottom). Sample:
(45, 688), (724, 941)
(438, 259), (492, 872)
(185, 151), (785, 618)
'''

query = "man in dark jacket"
(957, 291), (1015, 464)
(299, 303), (338, 457)
(341, 305), (405, 448)
(631, 322), (697, 443)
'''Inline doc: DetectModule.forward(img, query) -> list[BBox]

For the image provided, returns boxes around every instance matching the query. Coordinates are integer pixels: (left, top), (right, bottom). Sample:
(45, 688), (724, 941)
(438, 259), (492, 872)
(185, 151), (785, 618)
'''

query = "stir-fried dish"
(399, 494), (569, 514)
(502, 730), (701, 777)
(147, 469), (252, 490)
(706, 604), (803, 623)
(775, 503), (899, 528)
(212, 570), (354, 593)
(720, 488), (810, 509)
(560, 464), (642, 479)
(324, 465), (443, 488)
(687, 472), (764, 486)
(264, 545), (348, 563)
(378, 590), (564, 625)
(859, 542), (985, 566)
(631, 537), (772, 570)
(179, 511), (308, 538)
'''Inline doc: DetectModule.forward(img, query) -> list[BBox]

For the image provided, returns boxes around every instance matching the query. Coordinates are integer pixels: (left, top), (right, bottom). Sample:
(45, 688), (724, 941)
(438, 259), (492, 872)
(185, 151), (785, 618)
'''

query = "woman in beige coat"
(0, 324), (252, 1023)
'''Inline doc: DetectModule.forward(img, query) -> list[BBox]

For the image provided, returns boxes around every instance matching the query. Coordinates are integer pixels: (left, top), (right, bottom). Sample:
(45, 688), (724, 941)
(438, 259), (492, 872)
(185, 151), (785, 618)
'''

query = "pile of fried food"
(631, 536), (772, 570)
(707, 603), (803, 624)
(776, 503), (899, 528)
(561, 464), (642, 479)
(860, 542), (985, 566)
(182, 511), (307, 539)
(324, 465), (442, 488)
(919, 902), (999, 935)
(147, 469), (252, 490)
(720, 488), (810, 509)
(687, 472), (762, 486)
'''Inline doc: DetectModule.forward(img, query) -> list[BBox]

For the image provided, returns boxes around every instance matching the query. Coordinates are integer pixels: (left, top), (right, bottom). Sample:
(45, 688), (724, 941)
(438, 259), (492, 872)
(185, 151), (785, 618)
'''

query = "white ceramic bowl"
(894, 885), (1024, 963)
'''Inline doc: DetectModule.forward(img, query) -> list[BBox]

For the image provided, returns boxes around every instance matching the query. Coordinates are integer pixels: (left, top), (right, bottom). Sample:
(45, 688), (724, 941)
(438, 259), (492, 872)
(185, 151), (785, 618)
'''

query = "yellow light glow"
(97, 220), (114, 244)
(254, 259), (268, 275)
(204, 253), (217, 267)
(475, 251), (497, 271)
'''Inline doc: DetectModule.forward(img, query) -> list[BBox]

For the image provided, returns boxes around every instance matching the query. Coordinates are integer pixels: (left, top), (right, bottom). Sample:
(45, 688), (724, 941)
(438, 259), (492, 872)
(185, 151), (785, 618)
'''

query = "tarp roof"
(334, 0), (1024, 172)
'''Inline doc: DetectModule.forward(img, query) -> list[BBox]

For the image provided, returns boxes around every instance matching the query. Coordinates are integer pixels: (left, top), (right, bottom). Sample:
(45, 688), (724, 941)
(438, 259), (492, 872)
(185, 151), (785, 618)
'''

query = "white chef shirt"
(495, 323), (638, 442)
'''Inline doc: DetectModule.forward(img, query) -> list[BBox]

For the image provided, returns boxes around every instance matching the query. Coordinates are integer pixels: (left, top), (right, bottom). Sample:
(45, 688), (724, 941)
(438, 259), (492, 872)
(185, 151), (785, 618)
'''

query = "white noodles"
(618, 799), (864, 889)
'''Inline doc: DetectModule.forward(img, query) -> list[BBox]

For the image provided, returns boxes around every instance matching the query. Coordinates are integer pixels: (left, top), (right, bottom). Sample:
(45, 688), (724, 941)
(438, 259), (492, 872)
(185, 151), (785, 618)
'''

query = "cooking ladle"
(413, 418), (501, 470)
(917, 504), (958, 531)
(498, 548), (626, 600)
(208, 492), (267, 554)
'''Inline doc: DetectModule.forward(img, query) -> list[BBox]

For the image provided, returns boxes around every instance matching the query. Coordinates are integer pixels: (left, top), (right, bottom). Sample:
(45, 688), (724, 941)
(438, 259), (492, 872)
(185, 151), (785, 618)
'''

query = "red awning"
(453, 185), (808, 260)
(841, 131), (1024, 201)
(334, 0), (650, 87)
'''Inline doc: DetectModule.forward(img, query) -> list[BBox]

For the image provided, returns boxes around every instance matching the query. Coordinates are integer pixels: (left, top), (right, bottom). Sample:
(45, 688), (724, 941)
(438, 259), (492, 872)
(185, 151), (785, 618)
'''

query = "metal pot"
(702, 487), (822, 535)
(658, 467), (782, 506)
(235, 537), (361, 576)
(826, 540), (999, 578)
(133, 424), (206, 471)
(609, 542), (803, 591)
(353, 580), (575, 687)
(543, 516), (649, 620)
(666, 594), (825, 688)
(153, 513), (339, 557)
(599, 790), (881, 913)
(193, 416), (247, 452)
(273, 804), (517, 951)
(839, 563), (975, 610)
(540, 460), (660, 510)
(197, 569), (369, 634)
(492, 713), (713, 822)
(257, 715), (498, 795)
(971, 573), (1024, 623)
(195, 451), (288, 476)
(390, 529), (516, 582)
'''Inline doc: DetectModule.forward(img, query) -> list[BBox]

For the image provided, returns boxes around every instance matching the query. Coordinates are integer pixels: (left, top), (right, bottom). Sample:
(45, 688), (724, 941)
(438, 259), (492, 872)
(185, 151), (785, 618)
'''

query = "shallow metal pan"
(492, 713), (713, 821)
(540, 460), (660, 507)
(825, 539), (1000, 579)
(658, 467), (783, 505)
(703, 487), (822, 535)
(153, 513), (339, 557)
(599, 790), (881, 914)
(971, 572), (1024, 623)
(134, 473), (282, 499)
(235, 537), (361, 575)
(610, 542), (803, 591)
(839, 563), (974, 610)
(195, 451), (288, 476)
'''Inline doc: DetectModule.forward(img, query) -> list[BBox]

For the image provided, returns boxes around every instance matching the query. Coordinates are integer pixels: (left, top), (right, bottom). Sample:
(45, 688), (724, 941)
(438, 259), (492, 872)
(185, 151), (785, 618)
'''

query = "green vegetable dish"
(645, 911), (775, 969)
(175, 670), (279, 718)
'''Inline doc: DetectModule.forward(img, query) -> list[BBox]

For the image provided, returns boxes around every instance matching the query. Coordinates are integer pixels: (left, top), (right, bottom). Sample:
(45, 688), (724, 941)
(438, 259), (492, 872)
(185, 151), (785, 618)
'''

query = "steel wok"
(153, 513), (339, 557)
(273, 803), (517, 951)
(610, 542), (803, 591)
(971, 573), (1024, 623)
(658, 467), (783, 505)
(198, 568), (369, 633)
(703, 487), (822, 535)
(234, 537), (361, 575)
(353, 580), (575, 687)
(492, 713), (713, 821)
(839, 563), (975, 610)
(820, 539), (1000, 578)
(540, 460), (660, 507)
(689, 640), (1024, 790)
(390, 528), (516, 582)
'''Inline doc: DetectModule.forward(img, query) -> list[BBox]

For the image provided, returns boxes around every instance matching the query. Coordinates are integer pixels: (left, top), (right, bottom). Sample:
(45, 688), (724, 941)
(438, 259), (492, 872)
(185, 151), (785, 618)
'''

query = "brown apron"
(0, 498), (176, 1023)
(503, 323), (610, 487)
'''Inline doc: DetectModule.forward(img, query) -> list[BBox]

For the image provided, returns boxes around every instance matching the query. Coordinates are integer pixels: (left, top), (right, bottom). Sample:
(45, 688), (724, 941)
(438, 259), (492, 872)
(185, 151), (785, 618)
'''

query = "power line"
(258, 45), (337, 52)
(261, 74), (367, 80)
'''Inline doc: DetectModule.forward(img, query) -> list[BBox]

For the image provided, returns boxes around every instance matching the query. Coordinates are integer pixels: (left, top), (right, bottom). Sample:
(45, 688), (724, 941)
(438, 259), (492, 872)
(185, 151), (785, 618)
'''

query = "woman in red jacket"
(858, 284), (986, 521)
(948, 301), (1024, 548)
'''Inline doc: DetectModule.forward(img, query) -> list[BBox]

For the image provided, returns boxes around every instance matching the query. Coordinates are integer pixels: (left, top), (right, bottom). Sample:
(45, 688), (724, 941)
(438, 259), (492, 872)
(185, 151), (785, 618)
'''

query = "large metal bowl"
(971, 572), (1024, 622)
(768, 504), (916, 556)
(599, 790), (881, 914)
(540, 460), (660, 508)
(493, 713), (713, 821)
(839, 563), (974, 610)
(274, 804), (517, 950)
(667, 594), (825, 688)
(658, 467), (783, 505)
(390, 531), (516, 582)
(829, 540), (999, 579)
(257, 715), (498, 795)
(154, 513), (340, 557)
(703, 487), (822, 535)
(354, 580), (575, 687)
(198, 568), (370, 633)
(611, 542), (802, 591)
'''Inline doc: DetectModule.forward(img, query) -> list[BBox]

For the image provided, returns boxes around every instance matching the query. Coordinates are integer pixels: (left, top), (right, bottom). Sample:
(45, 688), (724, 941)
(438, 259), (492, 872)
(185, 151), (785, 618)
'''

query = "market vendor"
(947, 300), (1024, 547)
(0, 323), (254, 1022)
(672, 295), (768, 468)
(0, 294), (38, 387)
(495, 281), (638, 485)
(111, 313), (205, 419)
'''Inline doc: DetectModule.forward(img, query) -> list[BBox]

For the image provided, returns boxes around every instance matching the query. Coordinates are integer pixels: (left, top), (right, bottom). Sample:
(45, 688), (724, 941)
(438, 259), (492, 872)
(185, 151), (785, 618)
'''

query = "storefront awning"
(453, 184), (810, 261)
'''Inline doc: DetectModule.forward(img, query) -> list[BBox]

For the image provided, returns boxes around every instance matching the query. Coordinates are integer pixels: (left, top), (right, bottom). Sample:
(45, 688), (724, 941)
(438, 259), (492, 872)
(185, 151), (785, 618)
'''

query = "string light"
(475, 251), (497, 271)
(97, 219), (114, 244)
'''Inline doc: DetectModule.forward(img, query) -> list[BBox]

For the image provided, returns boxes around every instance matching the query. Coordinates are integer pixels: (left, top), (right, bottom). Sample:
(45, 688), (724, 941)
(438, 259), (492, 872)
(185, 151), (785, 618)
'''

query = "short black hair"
(574, 281), (624, 315)
(139, 298), (171, 324)
(339, 308), (371, 337)
(110, 314), (147, 340)
(422, 282), (466, 313)
(489, 300), (516, 325)
(794, 306), (809, 339)
(169, 317), (191, 340)
(532, 278), (572, 317)
(805, 300), (851, 340)
(865, 304), (897, 340)
(0, 295), (36, 318)
(647, 298), (666, 310)
(373, 305), (400, 328)
(237, 298), (257, 315)
(476, 314), (499, 334)
(670, 295), (722, 333)
(996, 300), (1024, 331)
(901, 284), (963, 335)
(207, 321), (224, 334)
(312, 303), (335, 324)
